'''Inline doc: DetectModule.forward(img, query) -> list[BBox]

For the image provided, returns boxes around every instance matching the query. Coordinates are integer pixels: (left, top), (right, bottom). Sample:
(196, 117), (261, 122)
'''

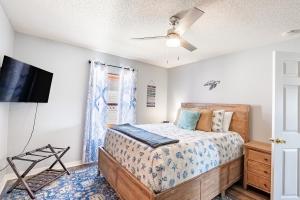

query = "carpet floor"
(1, 165), (232, 200)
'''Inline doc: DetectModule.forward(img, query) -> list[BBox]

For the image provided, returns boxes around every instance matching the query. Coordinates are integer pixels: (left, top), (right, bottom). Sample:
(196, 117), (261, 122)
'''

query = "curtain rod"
(88, 60), (134, 71)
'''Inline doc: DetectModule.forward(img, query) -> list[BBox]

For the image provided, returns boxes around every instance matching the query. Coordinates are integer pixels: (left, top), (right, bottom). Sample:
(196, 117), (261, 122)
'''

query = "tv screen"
(0, 56), (53, 103)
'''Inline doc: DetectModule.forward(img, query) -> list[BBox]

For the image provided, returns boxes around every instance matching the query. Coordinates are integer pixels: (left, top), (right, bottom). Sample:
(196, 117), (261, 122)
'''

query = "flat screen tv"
(0, 56), (53, 103)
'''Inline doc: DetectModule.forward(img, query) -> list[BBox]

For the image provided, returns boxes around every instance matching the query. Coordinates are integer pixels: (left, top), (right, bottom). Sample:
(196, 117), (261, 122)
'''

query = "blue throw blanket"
(111, 123), (179, 148)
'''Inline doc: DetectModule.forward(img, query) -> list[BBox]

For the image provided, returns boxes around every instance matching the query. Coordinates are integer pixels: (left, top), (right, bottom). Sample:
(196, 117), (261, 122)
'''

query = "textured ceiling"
(1, 0), (300, 68)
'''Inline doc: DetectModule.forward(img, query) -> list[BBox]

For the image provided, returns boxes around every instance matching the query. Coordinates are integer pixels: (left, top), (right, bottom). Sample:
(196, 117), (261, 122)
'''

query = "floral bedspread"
(103, 123), (244, 193)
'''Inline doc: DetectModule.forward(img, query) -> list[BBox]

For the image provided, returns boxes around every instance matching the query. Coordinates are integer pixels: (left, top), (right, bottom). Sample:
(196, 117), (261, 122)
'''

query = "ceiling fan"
(131, 7), (204, 52)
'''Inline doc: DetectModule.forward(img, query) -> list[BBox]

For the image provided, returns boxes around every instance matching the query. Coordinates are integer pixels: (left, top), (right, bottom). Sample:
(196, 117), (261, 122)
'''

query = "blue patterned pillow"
(177, 110), (200, 130)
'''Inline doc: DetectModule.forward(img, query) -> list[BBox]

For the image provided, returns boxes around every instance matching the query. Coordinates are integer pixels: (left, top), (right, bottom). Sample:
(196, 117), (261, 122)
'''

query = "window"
(107, 73), (119, 125)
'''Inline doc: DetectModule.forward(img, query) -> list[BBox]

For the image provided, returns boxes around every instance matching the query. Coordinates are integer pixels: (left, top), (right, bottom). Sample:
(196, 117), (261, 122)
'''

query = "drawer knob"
(264, 171), (268, 174)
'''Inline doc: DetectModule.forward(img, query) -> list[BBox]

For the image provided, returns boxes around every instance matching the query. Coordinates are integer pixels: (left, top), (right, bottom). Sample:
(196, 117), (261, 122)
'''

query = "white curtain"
(117, 68), (137, 124)
(82, 61), (108, 163)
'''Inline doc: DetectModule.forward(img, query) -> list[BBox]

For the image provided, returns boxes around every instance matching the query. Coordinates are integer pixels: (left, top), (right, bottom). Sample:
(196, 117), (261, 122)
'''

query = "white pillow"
(174, 108), (181, 125)
(223, 112), (233, 132)
(212, 110), (225, 132)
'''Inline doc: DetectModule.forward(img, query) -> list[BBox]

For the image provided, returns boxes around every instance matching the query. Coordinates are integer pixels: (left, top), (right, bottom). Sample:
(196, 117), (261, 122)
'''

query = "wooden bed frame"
(99, 103), (250, 200)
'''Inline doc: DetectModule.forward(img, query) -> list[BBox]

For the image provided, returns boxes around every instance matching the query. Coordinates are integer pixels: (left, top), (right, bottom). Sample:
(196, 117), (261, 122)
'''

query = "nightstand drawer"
(248, 149), (271, 165)
(244, 141), (272, 193)
(247, 160), (271, 178)
(247, 172), (271, 193)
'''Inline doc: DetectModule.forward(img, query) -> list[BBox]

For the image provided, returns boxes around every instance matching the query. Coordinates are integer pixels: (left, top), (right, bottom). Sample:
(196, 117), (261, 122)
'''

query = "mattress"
(103, 123), (244, 193)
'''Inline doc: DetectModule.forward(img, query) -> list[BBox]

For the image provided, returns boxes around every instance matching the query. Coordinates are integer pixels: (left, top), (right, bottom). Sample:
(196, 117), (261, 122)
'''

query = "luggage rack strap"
(11, 145), (68, 162)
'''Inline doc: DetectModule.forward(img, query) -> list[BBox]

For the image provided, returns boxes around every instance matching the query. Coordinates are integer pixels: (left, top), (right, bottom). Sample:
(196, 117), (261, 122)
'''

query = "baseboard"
(0, 160), (82, 194)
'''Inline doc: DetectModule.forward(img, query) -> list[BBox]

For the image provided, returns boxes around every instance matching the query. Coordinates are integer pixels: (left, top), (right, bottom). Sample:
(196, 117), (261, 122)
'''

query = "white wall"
(8, 33), (167, 170)
(167, 37), (300, 142)
(0, 3), (14, 188)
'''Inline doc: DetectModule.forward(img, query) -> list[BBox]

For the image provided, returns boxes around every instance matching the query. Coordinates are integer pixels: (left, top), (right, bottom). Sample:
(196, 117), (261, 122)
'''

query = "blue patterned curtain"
(117, 68), (137, 124)
(83, 61), (108, 163)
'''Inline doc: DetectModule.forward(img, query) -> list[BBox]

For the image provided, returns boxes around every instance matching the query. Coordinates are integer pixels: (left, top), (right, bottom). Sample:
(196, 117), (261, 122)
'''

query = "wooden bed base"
(99, 147), (243, 200)
(99, 103), (250, 200)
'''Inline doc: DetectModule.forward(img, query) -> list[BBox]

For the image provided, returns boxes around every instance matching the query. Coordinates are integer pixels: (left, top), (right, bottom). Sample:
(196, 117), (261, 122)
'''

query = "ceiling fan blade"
(175, 7), (204, 35)
(180, 38), (197, 52)
(173, 9), (189, 19)
(131, 36), (166, 40)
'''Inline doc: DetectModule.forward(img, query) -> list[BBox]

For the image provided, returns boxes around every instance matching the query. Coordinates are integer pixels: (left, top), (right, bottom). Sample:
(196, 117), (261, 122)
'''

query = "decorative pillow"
(177, 110), (200, 130)
(174, 108), (198, 125)
(223, 112), (233, 132)
(212, 110), (225, 132)
(196, 109), (213, 132)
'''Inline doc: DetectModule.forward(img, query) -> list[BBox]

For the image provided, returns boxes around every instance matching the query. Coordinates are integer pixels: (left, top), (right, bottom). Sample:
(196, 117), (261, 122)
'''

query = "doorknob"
(269, 138), (286, 144)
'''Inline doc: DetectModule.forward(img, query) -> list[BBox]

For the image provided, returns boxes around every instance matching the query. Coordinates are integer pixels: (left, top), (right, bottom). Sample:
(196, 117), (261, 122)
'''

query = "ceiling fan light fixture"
(166, 34), (180, 47)
(166, 38), (180, 47)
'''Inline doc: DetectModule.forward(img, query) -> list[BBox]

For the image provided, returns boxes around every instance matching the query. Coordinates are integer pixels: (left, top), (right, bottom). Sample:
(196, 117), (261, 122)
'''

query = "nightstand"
(243, 141), (272, 193)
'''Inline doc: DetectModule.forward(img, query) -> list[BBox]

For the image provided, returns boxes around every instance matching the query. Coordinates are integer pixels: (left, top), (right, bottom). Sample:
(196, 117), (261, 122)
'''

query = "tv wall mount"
(6, 144), (70, 199)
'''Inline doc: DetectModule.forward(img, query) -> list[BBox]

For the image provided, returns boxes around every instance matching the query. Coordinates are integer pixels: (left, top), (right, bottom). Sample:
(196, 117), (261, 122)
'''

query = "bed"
(99, 103), (250, 200)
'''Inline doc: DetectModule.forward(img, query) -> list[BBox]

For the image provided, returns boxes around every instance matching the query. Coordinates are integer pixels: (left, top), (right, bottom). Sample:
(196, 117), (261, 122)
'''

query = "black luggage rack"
(6, 144), (70, 199)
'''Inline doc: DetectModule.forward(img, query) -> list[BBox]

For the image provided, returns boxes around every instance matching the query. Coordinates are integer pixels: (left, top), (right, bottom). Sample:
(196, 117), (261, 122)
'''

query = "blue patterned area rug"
(2, 165), (231, 200)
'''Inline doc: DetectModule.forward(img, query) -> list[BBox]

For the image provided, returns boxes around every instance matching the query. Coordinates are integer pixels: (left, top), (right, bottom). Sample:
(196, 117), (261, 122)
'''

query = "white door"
(272, 51), (300, 200)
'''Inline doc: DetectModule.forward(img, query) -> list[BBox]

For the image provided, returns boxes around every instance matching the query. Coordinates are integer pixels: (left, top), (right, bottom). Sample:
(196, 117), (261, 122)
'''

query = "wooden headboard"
(181, 103), (250, 142)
